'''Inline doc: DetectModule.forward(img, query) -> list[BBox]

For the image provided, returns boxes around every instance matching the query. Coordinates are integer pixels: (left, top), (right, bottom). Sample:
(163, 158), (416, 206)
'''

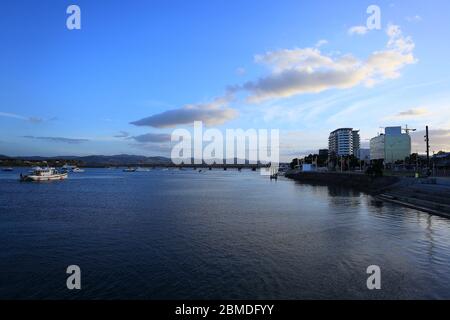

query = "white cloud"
(131, 95), (238, 128)
(395, 108), (429, 117)
(386, 24), (415, 53)
(406, 15), (422, 23)
(315, 39), (328, 48)
(238, 25), (416, 103)
(348, 25), (368, 35)
(254, 48), (337, 73)
(0, 112), (44, 123)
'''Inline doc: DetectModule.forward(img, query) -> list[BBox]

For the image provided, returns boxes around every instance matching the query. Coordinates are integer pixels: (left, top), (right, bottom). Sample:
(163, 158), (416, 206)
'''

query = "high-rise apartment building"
(328, 128), (360, 157)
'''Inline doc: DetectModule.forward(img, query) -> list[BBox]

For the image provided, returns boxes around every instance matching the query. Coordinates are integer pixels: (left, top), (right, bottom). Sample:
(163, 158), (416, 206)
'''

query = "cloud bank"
(131, 95), (237, 128)
(236, 25), (416, 103)
(114, 131), (130, 138)
(130, 133), (171, 143)
(23, 136), (89, 144)
(411, 129), (450, 153)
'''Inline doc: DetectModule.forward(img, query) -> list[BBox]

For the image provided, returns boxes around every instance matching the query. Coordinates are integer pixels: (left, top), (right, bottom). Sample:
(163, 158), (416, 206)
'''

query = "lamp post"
(425, 126), (430, 176)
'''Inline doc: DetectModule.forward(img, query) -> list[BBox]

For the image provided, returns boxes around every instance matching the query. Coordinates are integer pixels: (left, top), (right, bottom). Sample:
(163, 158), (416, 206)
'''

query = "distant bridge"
(125, 163), (271, 170)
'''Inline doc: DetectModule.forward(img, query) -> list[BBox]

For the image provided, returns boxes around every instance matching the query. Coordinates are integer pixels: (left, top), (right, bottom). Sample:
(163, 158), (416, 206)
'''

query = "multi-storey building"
(328, 128), (360, 157)
(370, 126), (411, 163)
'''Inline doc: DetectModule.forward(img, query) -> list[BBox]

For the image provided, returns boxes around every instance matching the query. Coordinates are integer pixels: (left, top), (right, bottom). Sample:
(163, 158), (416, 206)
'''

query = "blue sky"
(1, 0), (450, 160)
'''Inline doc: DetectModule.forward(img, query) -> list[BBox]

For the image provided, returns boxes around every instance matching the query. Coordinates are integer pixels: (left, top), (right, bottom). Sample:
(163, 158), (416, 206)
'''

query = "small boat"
(62, 164), (76, 171)
(2, 167), (13, 172)
(20, 167), (68, 182)
(72, 167), (85, 173)
(270, 166), (279, 180)
(123, 167), (137, 172)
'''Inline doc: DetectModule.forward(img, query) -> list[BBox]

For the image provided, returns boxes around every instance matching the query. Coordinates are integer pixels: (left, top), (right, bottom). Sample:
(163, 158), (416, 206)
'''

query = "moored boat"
(72, 167), (85, 173)
(2, 167), (13, 172)
(62, 164), (76, 171)
(20, 167), (68, 182)
(123, 167), (137, 172)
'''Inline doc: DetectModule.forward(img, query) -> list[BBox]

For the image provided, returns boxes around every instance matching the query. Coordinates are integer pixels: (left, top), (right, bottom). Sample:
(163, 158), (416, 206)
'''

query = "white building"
(370, 126), (411, 163)
(328, 128), (360, 157)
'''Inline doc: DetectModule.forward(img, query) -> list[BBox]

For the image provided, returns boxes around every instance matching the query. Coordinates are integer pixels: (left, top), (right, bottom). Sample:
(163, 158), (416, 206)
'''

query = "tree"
(290, 158), (300, 169)
(366, 160), (384, 177)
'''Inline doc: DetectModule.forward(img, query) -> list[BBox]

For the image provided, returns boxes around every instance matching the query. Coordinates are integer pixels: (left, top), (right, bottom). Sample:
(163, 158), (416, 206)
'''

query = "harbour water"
(0, 168), (449, 299)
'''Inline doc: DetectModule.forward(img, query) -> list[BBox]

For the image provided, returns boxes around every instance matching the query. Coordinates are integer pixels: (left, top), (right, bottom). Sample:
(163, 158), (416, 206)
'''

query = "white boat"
(62, 164), (76, 170)
(123, 167), (137, 172)
(2, 167), (13, 172)
(72, 167), (85, 173)
(20, 167), (68, 182)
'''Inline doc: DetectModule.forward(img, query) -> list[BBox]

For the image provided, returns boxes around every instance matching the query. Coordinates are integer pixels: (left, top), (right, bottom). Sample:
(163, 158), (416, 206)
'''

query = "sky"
(1, 0), (450, 161)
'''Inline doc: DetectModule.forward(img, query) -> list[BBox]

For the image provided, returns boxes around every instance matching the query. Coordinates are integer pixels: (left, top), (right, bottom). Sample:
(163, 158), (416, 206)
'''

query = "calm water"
(0, 168), (449, 299)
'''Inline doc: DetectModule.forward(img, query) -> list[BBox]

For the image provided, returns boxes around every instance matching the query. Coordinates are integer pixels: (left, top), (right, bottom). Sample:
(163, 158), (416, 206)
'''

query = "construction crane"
(402, 124), (416, 134)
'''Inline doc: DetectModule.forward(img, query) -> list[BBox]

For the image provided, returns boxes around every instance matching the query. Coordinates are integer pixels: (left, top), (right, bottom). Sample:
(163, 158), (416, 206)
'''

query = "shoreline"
(285, 171), (400, 193)
(285, 171), (450, 219)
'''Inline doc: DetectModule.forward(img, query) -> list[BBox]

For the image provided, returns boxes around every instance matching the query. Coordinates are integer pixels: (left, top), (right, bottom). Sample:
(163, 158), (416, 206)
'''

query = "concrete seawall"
(285, 171), (400, 194)
(285, 171), (450, 218)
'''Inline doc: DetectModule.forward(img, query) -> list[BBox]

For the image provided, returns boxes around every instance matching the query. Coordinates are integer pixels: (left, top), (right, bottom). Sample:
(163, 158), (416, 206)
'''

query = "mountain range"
(0, 154), (172, 166)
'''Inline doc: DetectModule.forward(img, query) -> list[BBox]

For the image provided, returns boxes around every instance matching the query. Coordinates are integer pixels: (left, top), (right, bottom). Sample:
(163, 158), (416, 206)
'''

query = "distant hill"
(1, 154), (276, 167)
(1, 154), (172, 166)
(75, 155), (172, 166)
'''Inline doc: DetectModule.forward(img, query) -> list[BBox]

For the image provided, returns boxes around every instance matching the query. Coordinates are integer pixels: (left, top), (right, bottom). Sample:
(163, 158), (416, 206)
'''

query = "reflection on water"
(0, 168), (449, 299)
